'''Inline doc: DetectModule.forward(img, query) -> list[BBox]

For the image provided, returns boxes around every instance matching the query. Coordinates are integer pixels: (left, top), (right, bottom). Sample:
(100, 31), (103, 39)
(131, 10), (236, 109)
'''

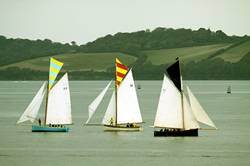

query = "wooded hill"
(0, 27), (249, 80)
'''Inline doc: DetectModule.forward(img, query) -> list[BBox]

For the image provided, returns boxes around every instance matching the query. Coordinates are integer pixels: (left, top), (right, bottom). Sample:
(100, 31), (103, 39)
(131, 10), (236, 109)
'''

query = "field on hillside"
(0, 52), (137, 71)
(214, 41), (250, 63)
(143, 44), (232, 65)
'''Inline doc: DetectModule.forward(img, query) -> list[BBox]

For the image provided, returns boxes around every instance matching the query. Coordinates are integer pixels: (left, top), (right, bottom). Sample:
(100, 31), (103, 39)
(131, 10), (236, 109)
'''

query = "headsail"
(186, 86), (217, 129)
(183, 94), (200, 130)
(17, 82), (47, 124)
(86, 81), (112, 124)
(46, 73), (72, 125)
(154, 75), (183, 128)
(102, 91), (116, 125)
(116, 69), (142, 124)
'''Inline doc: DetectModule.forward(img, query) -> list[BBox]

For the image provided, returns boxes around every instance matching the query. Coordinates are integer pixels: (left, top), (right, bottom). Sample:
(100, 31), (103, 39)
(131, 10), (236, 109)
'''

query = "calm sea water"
(0, 80), (250, 166)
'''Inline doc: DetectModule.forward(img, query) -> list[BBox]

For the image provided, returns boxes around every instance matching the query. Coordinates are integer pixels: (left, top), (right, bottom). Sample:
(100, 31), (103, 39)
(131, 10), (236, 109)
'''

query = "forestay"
(116, 69), (142, 124)
(186, 86), (217, 129)
(154, 75), (183, 128)
(46, 73), (72, 124)
(17, 82), (47, 124)
(86, 81), (112, 124)
(102, 91), (116, 125)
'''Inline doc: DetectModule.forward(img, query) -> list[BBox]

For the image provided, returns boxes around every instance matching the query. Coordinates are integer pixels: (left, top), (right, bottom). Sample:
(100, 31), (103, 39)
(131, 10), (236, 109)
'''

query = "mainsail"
(154, 75), (183, 128)
(186, 86), (217, 129)
(86, 81), (112, 124)
(46, 73), (72, 125)
(116, 69), (142, 124)
(17, 82), (47, 124)
(102, 91), (116, 125)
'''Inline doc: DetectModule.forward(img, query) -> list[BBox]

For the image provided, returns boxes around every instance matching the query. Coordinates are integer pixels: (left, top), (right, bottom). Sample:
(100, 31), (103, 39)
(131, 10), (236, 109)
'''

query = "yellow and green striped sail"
(48, 58), (64, 90)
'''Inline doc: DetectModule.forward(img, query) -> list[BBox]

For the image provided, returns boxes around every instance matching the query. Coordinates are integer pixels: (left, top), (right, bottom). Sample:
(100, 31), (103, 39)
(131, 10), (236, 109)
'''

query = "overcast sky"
(0, 0), (249, 44)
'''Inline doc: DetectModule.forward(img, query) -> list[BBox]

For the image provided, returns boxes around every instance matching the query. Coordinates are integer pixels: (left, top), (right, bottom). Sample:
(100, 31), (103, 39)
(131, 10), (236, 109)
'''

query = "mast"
(44, 57), (64, 125)
(180, 84), (185, 129)
(166, 57), (185, 129)
(44, 75), (50, 125)
(115, 58), (129, 126)
(179, 59), (185, 130)
(115, 75), (118, 126)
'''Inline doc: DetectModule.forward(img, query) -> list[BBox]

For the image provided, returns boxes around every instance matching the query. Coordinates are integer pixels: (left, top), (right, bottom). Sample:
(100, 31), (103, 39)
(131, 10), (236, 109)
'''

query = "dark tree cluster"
(78, 28), (247, 55)
(0, 36), (77, 66)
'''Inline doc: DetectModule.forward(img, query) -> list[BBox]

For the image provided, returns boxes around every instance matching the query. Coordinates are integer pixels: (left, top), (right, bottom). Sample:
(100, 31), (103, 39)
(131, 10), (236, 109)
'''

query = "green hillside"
(0, 52), (137, 72)
(143, 44), (232, 65)
(213, 40), (250, 63)
(0, 28), (249, 80)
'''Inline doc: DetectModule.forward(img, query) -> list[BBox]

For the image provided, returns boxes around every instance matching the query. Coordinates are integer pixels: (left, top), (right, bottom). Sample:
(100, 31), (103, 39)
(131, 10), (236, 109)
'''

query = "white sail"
(154, 75), (183, 128)
(86, 81), (112, 124)
(183, 94), (200, 130)
(186, 86), (217, 129)
(116, 69), (142, 124)
(17, 82), (46, 124)
(46, 73), (72, 124)
(102, 91), (116, 125)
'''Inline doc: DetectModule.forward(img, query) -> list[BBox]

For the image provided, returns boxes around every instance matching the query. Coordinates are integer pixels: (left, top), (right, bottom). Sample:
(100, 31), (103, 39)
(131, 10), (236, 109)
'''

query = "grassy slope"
(1, 42), (248, 72)
(214, 41), (250, 63)
(143, 44), (232, 65)
(0, 52), (137, 72)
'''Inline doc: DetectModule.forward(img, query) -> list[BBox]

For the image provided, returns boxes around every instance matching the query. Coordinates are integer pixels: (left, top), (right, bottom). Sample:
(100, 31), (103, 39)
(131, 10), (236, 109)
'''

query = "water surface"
(0, 80), (249, 166)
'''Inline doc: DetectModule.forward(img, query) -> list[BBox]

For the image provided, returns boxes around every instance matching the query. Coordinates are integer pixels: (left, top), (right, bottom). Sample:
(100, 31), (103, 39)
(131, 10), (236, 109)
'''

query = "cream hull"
(104, 125), (143, 132)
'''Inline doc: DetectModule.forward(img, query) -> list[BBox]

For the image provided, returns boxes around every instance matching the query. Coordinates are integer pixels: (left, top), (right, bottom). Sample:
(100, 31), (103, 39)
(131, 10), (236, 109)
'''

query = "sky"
(0, 0), (249, 45)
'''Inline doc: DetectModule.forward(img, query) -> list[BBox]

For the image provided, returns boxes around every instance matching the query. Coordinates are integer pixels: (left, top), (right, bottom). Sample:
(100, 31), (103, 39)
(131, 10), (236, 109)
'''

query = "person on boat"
(38, 118), (41, 126)
(110, 118), (114, 126)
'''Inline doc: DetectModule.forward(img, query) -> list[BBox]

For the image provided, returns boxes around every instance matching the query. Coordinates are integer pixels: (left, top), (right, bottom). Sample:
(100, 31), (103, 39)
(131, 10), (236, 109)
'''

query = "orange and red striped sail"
(116, 58), (129, 87)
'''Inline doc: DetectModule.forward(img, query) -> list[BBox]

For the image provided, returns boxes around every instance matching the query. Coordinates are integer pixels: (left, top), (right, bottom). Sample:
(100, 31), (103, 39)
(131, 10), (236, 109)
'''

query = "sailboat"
(85, 58), (143, 131)
(153, 59), (217, 136)
(227, 85), (231, 94)
(17, 58), (72, 132)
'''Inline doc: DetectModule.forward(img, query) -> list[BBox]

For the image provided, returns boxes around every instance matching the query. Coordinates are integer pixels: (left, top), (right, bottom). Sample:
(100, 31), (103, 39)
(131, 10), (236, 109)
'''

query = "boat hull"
(104, 125), (143, 132)
(32, 125), (69, 132)
(154, 128), (198, 137)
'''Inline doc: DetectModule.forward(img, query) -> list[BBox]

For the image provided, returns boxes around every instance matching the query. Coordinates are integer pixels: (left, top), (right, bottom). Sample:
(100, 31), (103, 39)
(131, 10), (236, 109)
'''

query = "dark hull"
(154, 129), (198, 137)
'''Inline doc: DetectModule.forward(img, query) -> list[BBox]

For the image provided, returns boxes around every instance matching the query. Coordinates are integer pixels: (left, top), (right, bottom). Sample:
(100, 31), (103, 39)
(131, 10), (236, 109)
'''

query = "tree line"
(1, 52), (249, 80)
(1, 28), (249, 67)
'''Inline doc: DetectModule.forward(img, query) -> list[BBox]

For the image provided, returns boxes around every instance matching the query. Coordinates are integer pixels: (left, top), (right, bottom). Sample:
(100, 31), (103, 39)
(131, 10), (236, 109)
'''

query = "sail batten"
(46, 73), (72, 125)
(17, 82), (47, 124)
(86, 81), (112, 124)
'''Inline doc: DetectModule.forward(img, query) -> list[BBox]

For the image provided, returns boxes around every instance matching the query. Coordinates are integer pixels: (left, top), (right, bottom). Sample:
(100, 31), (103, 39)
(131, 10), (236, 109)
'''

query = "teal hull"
(32, 125), (69, 132)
